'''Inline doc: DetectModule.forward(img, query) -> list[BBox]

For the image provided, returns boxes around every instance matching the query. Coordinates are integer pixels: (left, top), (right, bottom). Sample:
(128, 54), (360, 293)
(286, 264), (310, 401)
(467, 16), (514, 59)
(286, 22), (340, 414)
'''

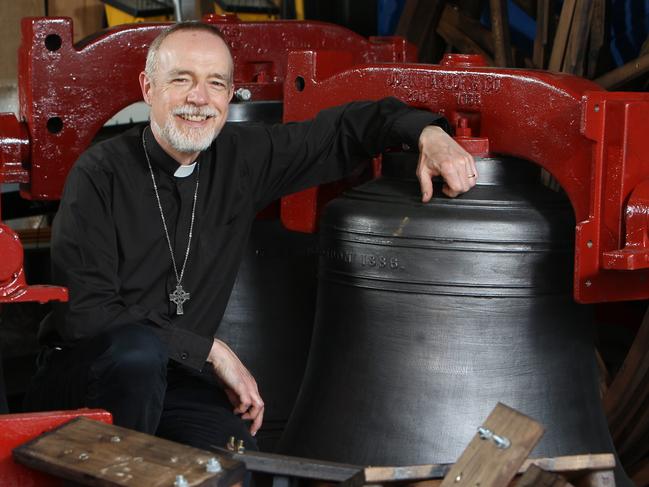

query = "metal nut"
(477, 426), (510, 449)
(235, 88), (252, 101)
(206, 457), (222, 473)
(174, 475), (189, 487)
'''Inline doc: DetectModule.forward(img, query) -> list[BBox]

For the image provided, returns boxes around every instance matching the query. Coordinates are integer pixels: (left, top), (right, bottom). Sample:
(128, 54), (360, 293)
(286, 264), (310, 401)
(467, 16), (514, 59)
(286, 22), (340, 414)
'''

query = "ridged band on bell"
(215, 102), (318, 451)
(278, 152), (617, 466)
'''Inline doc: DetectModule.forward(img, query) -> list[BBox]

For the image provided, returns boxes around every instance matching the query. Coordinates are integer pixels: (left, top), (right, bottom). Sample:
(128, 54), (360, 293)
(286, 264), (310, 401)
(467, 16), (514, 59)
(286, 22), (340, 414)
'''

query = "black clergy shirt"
(41, 98), (447, 370)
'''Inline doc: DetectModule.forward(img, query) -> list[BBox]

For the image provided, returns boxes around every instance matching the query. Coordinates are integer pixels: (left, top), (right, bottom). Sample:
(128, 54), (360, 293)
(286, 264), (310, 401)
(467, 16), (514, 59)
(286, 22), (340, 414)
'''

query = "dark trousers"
(0, 354), (8, 413)
(24, 324), (257, 452)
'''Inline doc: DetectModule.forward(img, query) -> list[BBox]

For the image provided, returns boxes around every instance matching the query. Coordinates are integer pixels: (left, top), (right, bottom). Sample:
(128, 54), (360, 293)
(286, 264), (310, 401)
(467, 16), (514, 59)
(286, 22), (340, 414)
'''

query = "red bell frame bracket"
(1, 16), (415, 201)
(279, 52), (649, 304)
(0, 222), (68, 304)
(0, 409), (111, 486)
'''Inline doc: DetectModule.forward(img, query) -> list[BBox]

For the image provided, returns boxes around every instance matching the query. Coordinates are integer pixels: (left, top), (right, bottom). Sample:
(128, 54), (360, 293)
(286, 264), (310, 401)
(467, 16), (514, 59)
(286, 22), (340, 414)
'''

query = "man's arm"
(207, 339), (265, 436)
(243, 97), (475, 210)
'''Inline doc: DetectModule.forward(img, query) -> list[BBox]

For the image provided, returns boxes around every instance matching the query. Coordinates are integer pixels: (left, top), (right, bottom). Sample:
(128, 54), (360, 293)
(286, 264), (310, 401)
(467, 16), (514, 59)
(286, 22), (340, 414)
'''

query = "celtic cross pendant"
(170, 284), (190, 315)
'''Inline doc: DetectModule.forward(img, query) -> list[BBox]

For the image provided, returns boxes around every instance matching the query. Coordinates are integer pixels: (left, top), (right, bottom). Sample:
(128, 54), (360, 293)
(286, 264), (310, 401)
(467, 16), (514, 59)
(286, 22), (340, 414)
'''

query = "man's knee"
(91, 324), (168, 385)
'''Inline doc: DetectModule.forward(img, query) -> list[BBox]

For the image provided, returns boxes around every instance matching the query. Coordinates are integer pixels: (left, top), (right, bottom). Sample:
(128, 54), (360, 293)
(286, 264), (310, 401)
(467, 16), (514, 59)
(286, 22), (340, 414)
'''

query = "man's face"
(140, 30), (234, 159)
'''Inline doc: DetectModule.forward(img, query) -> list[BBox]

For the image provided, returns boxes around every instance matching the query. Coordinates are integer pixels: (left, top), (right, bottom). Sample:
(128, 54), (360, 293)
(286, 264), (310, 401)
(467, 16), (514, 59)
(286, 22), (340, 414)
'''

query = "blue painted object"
(377, 0), (406, 36)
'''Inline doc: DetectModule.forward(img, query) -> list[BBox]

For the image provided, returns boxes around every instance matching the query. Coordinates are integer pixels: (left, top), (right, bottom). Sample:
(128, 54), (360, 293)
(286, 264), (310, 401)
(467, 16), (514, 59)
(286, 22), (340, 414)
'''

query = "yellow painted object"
(104, 4), (172, 26)
(295, 0), (304, 20)
(214, 4), (277, 21)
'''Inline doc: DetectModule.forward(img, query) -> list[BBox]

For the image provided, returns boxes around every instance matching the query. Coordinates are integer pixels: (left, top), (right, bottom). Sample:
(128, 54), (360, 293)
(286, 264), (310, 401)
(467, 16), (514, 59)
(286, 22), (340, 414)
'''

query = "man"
(25, 22), (476, 450)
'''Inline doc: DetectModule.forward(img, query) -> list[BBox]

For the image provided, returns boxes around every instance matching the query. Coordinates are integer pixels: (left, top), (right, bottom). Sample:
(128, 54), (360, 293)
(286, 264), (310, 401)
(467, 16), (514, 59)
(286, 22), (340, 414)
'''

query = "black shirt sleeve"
(244, 97), (447, 210)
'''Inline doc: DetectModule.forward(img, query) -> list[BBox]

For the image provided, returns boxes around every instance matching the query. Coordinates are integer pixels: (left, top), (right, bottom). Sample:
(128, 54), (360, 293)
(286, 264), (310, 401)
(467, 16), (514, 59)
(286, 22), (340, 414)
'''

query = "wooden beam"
(396, 0), (447, 62)
(548, 0), (576, 71)
(594, 52), (649, 89)
(437, 14), (495, 65)
(490, 0), (513, 66)
(517, 465), (573, 487)
(456, 0), (485, 19)
(586, 0), (606, 78)
(561, 0), (592, 75)
(439, 4), (495, 57)
(533, 0), (551, 68)
(512, 0), (536, 18)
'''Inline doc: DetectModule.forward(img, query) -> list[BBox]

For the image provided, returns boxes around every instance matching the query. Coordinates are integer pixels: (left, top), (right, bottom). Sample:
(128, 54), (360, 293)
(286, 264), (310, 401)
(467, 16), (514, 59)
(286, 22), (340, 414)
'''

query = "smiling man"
(25, 22), (476, 451)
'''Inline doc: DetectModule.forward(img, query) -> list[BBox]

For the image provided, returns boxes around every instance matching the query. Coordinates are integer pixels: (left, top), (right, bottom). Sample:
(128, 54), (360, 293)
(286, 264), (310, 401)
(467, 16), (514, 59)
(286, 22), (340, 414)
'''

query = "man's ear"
(139, 71), (153, 105)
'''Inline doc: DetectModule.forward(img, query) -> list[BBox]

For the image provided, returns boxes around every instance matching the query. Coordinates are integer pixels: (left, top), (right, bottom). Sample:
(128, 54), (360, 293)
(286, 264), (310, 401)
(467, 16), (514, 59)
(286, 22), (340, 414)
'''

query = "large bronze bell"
(216, 102), (318, 450)
(279, 153), (618, 467)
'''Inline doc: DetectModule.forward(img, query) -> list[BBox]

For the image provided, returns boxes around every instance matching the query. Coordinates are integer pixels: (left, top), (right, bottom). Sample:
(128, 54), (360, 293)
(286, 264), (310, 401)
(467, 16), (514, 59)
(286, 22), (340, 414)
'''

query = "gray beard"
(152, 118), (217, 154)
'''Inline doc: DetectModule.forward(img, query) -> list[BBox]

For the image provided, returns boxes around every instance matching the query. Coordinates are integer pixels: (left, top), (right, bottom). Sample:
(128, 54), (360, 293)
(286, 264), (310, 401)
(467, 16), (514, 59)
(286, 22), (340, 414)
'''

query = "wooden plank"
(0, 0), (44, 81)
(594, 53), (649, 90)
(395, 0), (420, 37)
(574, 470), (616, 487)
(512, 0), (536, 18)
(522, 454), (615, 473)
(561, 0), (592, 75)
(586, 0), (606, 78)
(395, 0), (446, 62)
(456, 0), (484, 19)
(441, 4), (495, 56)
(437, 15), (495, 65)
(439, 403), (544, 487)
(13, 417), (245, 487)
(533, 0), (551, 69)
(603, 305), (649, 437)
(490, 0), (513, 66)
(338, 455), (614, 487)
(213, 447), (361, 481)
(47, 0), (105, 42)
(548, 0), (576, 71)
(518, 465), (573, 487)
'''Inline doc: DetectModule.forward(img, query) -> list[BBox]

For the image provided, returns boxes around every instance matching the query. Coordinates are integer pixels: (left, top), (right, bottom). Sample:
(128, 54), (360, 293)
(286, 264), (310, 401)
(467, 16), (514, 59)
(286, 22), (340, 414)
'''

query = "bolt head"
(206, 457), (222, 473)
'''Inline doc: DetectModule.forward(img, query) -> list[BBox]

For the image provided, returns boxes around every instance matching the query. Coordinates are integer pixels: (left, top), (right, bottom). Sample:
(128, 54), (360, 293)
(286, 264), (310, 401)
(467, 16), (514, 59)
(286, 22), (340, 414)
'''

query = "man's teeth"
(179, 114), (209, 122)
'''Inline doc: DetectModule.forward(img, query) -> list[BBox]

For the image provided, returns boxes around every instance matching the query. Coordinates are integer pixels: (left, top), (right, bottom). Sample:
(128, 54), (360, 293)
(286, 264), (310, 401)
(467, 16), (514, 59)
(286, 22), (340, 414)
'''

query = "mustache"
(172, 105), (218, 118)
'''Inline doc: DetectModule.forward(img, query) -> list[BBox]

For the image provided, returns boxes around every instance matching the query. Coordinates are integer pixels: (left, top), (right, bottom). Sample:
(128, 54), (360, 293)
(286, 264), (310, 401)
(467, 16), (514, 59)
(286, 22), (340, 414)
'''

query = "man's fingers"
(440, 159), (467, 196)
(250, 405), (264, 436)
(240, 399), (264, 436)
(416, 154), (434, 202)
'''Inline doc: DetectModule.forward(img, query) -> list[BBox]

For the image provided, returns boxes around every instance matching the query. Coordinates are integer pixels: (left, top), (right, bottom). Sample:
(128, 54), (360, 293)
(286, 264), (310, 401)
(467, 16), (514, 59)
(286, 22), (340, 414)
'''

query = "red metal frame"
(5, 16), (414, 201)
(279, 52), (649, 303)
(0, 409), (112, 486)
(0, 17), (415, 304)
(2, 19), (649, 304)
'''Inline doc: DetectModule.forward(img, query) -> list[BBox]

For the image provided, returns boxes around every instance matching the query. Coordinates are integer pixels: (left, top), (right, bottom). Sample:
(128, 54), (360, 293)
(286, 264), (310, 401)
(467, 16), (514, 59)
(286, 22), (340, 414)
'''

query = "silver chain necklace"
(142, 128), (200, 315)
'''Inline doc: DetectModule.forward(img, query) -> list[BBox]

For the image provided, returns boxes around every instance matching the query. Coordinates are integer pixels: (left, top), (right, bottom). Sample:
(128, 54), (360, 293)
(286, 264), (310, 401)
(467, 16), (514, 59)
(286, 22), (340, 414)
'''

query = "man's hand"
(207, 338), (264, 436)
(416, 125), (477, 201)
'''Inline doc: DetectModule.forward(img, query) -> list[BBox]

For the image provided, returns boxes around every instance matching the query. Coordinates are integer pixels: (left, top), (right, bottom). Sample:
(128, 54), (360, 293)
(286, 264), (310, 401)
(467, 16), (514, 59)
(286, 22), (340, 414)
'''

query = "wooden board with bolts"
(440, 402), (545, 487)
(12, 417), (245, 486)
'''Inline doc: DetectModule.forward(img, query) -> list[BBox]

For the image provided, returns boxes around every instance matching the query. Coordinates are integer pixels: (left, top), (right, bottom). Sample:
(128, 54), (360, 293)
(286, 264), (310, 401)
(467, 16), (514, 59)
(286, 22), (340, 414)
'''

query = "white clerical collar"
(174, 161), (197, 178)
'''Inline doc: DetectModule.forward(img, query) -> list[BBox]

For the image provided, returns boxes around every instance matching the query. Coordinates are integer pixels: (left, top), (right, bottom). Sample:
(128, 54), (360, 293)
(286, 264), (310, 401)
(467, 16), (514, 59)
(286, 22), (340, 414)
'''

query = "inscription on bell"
(320, 248), (403, 271)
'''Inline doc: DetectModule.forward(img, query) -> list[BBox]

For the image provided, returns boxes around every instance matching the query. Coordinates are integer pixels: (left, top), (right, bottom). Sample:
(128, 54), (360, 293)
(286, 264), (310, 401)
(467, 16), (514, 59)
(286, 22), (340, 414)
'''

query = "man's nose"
(186, 82), (208, 104)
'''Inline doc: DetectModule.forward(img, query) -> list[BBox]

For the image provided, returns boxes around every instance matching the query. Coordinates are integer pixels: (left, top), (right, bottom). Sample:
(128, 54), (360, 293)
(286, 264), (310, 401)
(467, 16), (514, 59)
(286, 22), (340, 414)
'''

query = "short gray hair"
(144, 21), (233, 82)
